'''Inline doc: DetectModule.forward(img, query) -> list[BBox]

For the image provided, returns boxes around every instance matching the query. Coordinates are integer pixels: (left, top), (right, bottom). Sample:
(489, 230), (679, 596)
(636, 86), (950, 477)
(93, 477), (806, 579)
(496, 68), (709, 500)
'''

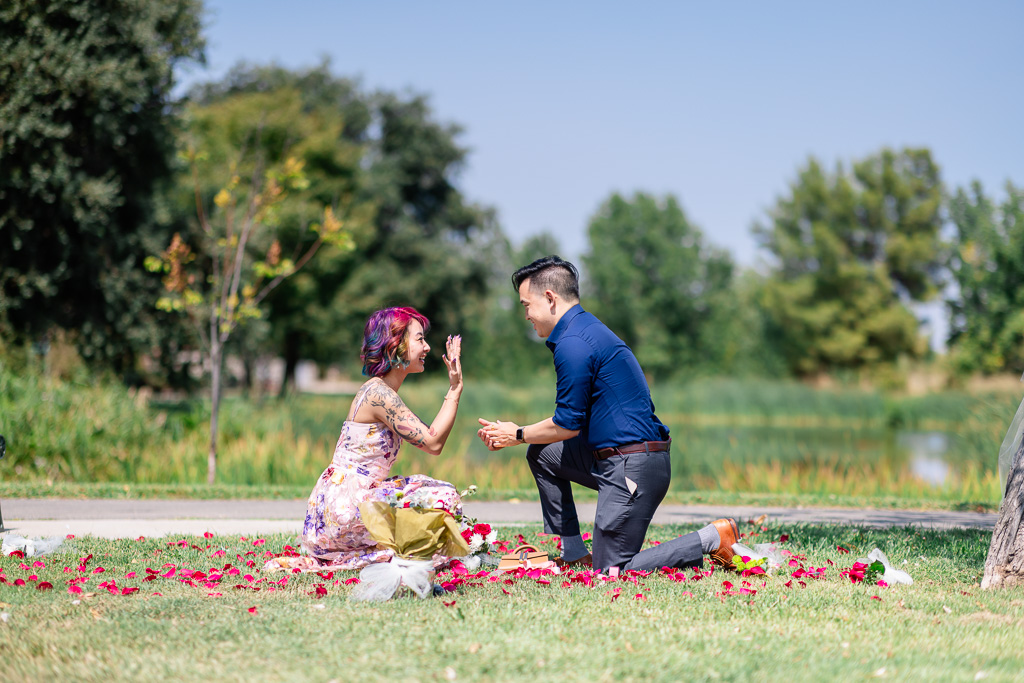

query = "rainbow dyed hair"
(360, 307), (431, 377)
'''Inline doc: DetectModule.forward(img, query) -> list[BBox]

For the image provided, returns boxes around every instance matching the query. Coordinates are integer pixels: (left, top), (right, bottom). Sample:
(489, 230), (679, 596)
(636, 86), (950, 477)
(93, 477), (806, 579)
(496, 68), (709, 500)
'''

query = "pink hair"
(360, 307), (430, 377)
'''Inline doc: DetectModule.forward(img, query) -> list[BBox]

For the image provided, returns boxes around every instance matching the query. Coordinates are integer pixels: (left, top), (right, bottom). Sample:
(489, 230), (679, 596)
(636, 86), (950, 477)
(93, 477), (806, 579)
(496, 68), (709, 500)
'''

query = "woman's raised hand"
(443, 334), (463, 393)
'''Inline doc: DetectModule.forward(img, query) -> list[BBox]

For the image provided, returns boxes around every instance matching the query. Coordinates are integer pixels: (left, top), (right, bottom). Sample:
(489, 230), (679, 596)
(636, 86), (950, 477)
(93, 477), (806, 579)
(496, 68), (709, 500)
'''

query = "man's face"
(519, 279), (556, 338)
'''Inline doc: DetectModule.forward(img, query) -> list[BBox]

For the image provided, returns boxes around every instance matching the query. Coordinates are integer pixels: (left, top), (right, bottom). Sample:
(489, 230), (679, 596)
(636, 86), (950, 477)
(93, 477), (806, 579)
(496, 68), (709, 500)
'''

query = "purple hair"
(360, 307), (431, 377)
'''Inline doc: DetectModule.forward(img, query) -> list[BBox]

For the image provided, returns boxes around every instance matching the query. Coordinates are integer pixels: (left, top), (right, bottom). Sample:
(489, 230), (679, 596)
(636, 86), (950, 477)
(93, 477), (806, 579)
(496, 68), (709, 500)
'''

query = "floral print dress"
(291, 398), (462, 571)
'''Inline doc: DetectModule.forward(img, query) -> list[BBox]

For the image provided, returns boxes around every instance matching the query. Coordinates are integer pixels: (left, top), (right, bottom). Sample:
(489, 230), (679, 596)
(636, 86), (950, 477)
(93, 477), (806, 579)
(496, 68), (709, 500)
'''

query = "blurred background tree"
(753, 148), (945, 377)
(0, 0), (204, 374)
(184, 63), (501, 389)
(582, 192), (736, 379)
(946, 181), (1024, 377)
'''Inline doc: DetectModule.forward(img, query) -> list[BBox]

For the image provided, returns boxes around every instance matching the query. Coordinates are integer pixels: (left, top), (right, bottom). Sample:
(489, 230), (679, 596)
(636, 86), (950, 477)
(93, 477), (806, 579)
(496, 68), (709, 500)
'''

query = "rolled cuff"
(552, 406), (585, 432)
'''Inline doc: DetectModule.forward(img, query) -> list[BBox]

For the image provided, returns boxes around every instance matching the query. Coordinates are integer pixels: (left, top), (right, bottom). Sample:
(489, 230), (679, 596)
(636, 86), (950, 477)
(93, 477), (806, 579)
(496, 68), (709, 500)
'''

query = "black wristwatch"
(516, 427), (525, 443)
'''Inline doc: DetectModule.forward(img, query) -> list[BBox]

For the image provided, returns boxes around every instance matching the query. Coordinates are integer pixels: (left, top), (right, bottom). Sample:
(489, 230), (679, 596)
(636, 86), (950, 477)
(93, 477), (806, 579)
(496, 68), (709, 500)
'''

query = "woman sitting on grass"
(269, 306), (464, 571)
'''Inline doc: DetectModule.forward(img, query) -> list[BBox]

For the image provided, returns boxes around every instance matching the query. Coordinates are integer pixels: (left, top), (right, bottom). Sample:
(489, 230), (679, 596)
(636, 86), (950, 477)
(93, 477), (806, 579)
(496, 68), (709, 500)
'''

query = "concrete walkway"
(0, 498), (996, 540)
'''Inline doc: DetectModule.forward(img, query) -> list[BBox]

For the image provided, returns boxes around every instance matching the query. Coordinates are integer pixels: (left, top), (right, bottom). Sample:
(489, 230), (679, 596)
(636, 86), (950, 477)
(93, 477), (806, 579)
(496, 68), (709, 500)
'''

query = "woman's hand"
(443, 334), (463, 393)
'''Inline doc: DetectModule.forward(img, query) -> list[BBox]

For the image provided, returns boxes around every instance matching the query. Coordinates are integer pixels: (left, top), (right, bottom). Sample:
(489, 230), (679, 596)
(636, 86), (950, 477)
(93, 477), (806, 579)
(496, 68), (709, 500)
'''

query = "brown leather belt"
(593, 439), (671, 460)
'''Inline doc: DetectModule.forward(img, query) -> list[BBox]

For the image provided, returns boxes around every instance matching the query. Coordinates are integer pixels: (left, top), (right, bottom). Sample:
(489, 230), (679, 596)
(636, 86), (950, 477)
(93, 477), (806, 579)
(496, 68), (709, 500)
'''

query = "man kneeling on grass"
(478, 256), (738, 575)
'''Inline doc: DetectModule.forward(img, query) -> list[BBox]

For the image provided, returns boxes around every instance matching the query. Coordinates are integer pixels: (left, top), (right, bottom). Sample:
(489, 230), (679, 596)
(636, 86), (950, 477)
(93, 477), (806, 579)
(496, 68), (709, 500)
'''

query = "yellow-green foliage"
(0, 363), (1017, 505)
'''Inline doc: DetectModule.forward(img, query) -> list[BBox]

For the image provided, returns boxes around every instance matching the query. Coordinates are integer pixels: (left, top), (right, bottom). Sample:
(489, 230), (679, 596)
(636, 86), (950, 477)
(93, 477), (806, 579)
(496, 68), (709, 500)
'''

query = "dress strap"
(350, 380), (376, 418)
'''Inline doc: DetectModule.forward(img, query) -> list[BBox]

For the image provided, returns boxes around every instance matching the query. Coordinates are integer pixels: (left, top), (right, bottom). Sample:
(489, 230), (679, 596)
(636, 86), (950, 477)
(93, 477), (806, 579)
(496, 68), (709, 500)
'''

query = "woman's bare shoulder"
(349, 378), (405, 419)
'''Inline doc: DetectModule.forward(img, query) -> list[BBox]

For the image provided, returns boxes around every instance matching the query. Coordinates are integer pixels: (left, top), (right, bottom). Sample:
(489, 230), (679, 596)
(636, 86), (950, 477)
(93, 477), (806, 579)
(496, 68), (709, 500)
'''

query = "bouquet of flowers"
(459, 522), (499, 571)
(351, 502), (470, 602)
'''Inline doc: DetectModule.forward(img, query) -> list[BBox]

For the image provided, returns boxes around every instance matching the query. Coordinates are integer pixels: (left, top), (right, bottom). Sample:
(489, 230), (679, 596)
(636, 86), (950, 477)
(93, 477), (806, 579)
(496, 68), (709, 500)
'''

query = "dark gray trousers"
(526, 436), (703, 572)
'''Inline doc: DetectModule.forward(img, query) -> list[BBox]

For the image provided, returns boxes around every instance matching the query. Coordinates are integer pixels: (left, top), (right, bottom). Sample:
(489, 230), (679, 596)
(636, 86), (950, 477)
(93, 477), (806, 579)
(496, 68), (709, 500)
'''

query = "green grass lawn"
(2, 521), (1022, 681)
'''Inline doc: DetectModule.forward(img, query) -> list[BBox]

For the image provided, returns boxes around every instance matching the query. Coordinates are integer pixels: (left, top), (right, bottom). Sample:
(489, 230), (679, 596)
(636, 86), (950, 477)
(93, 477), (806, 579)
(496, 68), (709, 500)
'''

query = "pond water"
(899, 431), (952, 486)
(666, 424), (996, 490)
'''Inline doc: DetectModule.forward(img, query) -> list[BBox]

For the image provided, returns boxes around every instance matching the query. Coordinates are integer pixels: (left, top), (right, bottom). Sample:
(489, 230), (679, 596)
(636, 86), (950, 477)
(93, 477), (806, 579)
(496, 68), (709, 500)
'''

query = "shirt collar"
(545, 304), (584, 351)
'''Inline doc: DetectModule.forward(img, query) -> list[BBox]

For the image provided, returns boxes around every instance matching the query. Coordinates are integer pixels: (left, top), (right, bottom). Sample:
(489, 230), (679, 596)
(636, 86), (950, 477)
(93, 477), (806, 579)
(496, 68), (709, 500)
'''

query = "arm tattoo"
(364, 380), (430, 447)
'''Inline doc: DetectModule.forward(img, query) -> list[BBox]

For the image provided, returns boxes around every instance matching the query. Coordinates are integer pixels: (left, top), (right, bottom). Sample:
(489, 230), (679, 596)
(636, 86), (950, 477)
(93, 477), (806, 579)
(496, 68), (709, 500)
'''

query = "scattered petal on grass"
(871, 596), (882, 601)
(443, 600), (457, 607)
(36, 582), (53, 591)
(248, 606), (258, 614)
(68, 586), (82, 595)
(344, 577), (360, 585)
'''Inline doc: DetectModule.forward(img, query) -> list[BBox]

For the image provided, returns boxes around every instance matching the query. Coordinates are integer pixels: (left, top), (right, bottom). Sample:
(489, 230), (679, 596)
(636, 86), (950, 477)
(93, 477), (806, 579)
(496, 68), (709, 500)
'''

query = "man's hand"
(477, 418), (520, 451)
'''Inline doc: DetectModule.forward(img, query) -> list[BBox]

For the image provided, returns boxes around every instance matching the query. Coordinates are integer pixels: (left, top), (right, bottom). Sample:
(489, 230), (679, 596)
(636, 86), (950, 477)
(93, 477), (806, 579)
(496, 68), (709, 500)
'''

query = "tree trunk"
(241, 354), (254, 399)
(208, 339), (222, 486)
(982, 437), (1024, 589)
(279, 333), (300, 398)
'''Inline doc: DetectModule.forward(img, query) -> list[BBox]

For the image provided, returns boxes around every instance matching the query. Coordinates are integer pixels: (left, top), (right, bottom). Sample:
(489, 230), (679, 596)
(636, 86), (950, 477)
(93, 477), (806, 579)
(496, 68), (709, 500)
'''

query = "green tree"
(150, 144), (356, 483)
(754, 148), (945, 376)
(582, 192), (735, 378)
(946, 181), (1024, 376)
(0, 0), (204, 370)
(186, 64), (498, 387)
(464, 232), (564, 384)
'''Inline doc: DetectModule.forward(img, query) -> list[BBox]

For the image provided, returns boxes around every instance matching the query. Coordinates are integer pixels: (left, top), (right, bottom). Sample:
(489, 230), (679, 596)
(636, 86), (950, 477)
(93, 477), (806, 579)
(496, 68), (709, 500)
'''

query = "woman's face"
(404, 319), (430, 373)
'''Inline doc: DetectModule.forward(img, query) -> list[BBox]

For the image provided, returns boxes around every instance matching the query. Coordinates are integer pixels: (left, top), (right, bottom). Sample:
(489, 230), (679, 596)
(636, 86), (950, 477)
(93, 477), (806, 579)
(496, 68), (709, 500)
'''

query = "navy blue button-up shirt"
(546, 304), (669, 450)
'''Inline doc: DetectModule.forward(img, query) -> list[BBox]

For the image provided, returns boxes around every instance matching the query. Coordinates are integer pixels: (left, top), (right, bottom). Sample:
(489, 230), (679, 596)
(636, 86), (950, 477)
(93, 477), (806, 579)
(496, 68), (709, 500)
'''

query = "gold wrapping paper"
(358, 502), (470, 559)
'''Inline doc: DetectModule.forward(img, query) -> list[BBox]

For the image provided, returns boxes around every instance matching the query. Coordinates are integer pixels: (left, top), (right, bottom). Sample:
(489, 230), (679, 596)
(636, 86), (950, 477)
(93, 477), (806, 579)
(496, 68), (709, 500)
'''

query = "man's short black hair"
(511, 256), (580, 301)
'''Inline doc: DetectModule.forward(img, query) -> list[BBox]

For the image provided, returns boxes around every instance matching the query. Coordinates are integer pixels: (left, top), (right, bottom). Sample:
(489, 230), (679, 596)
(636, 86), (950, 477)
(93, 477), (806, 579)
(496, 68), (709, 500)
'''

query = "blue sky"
(178, 2), (1023, 288)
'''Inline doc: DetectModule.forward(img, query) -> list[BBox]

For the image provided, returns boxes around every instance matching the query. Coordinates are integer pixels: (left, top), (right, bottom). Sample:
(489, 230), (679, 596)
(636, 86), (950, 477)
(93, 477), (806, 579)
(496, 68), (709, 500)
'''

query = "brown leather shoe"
(708, 518), (739, 569)
(554, 553), (593, 569)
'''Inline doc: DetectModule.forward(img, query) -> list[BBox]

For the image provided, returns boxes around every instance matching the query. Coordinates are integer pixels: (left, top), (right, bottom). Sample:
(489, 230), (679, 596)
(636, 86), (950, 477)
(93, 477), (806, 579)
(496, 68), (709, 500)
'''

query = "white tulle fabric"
(350, 557), (435, 601)
(856, 547), (913, 585)
(731, 541), (786, 570)
(1, 535), (64, 557)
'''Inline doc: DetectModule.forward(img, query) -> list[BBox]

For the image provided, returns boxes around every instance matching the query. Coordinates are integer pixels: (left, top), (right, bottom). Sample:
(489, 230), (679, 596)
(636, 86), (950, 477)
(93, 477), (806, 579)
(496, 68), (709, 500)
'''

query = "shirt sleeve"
(551, 336), (594, 431)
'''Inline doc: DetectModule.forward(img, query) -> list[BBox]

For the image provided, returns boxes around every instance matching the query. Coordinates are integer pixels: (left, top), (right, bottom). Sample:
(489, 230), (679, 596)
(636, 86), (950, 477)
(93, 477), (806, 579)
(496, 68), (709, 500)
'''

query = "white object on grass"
(856, 548), (913, 585)
(1, 535), (64, 557)
(731, 542), (785, 570)
(350, 557), (435, 602)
